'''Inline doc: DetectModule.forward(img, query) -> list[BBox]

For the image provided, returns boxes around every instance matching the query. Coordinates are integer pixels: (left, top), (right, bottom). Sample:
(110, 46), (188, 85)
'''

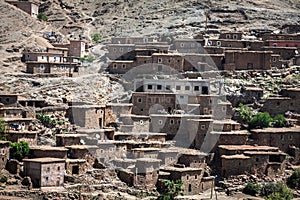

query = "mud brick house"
(249, 126), (300, 153)
(55, 134), (88, 146)
(106, 44), (136, 60)
(23, 157), (65, 187)
(119, 114), (150, 133)
(0, 94), (18, 107)
(131, 92), (176, 115)
(224, 50), (273, 70)
(219, 32), (243, 40)
(53, 40), (87, 58)
(114, 132), (166, 143)
(160, 166), (205, 195)
(65, 158), (88, 175)
(29, 146), (68, 159)
(157, 149), (179, 166)
(6, 0), (39, 18)
(241, 87), (264, 101)
(23, 47), (81, 77)
(151, 53), (185, 72)
(112, 158), (136, 169)
(111, 37), (156, 44)
(104, 103), (132, 127)
(18, 99), (47, 108)
(150, 114), (211, 140)
(261, 97), (299, 116)
(130, 147), (160, 159)
(183, 54), (225, 71)
(117, 158), (161, 189)
(96, 141), (126, 163)
(67, 104), (105, 129)
(261, 33), (300, 41)
(66, 145), (98, 165)
(262, 46), (297, 60)
(280, 88), (300, 99)
(134, 78), (222, 95)
(172, 39), (205, 53)
(0, 141), (10, 170)
(219, 145), (287, 177)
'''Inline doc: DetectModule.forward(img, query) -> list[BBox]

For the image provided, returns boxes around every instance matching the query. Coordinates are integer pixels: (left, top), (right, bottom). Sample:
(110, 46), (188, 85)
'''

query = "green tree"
(10, 141), (30, 161)
(236, 103), (253, 123)
(273, 114), (287, 128)
(249, 112), (272, 129)
(92, 33), (102, 42)
(243, 183), (261, 196)
(287, 168), (300, 189)
(265, 184), (293, 200)
(37, 13), (48, 21)
(158, 180), (182, 200)
(0, 118), (7, 140)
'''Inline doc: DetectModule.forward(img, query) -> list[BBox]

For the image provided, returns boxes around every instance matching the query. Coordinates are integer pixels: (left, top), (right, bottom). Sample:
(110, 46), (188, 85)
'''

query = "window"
(186, 175), (189, 180)
(46, 177), (48, 181)
(226, 34), (230, 39)
(222, 106), (226, 112)
(53, 65), (57, 70)
(140, 120), (144, 125)
(47, 167), (50, 172)
(202, 86), (209, 94)
(201, 125), (206, 130)
(176, 85), (181, 90)
(122, 64), (126, 69)
(185, 86), (190, 91)
(195, 175), (198, 179)
(233, 34), (238, 39)
(180, 95), (184, 99)
(157, 85), (162, 90)
(256, 158), (259, 162)
(194, 86), (199, 91)
(113, 48), (117, 52)
(65, 66), (69, 70)
(57, 166), (60, 170)
(158, 58), (162, 63)
(147, 85), (153, 90)
(40, 64), (44, 70)
(61, 66), (64, 70)
(41, 55), (45, 59)
(180, 43), (184, 47)
(137, 98), (142, 103)
(177, 119), (181, 124)
(170, 119), (174, 125)
(113, 64), (117, 69)
(158, 120), (163, 125)
(216, 41), (221, 47)
(188, 184), (192, 192)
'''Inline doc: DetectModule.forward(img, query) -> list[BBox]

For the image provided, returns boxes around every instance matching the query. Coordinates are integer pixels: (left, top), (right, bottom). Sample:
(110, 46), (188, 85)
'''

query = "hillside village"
(0, 0), (300, 200)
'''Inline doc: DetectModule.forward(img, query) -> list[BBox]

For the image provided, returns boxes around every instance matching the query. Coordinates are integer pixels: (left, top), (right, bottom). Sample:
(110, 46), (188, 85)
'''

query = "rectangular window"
(147, 85), (153, 90)
(157, 85), (162, 90)
(158, 120), (163, 125)
(158, 58), (162, 63)
(194, 86), (199, 91)
(166, 85), (171, 90)
(176, 85), (181, 90)
(137, 98), (142, 103)
(185, 86), (190, 91)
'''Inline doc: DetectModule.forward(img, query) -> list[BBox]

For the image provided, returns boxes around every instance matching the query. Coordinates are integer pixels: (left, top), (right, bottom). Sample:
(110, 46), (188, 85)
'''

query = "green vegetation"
(10, 141), (30, 161)
(158, 180), (182, 200)
(37, 13), (48, 21)
(287, 168), (300, 189)
(261, 183), (293, 200)
(0, 176), (7, 183)
(273, 114), (287, 128)
(36, 113), (55, 127)
(79, 54), (95, 63)
(236, 103), (254, 123)
(0, 118), (7, 140)
(92, 33), (102, 42)
(249, 112), (273, 129)
(243, 183), (261, 196)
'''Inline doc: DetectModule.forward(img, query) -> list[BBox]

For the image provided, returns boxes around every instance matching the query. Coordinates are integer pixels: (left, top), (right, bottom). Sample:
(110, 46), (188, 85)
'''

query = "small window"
(53, 65), (57, 70)
(61, 66), (64, 70)
(65, 66), (69, 70)
(180, 43), (184, 47)
(40, 64), (44, 70)
(201, 125), (206, 130)
(158, 120), (163, 125)
(195, 175), (198, 179)
(194, 86), (199, 91)
(140, 120), (144, 125)
(185, 86), (190, 91)
(46, 177), (48, 181)
(222, 106), (226, 112)
(113, 48), (117, 52)
(186, 175), (189, 180)
(57, 166), (60, 170)
(158, 58), (162, 63)
(137, 98), (142, 103)
(170, 119), (174, 125)
(122, 64), (126, 69)
(113, 64), (117, 69)
(157, 85), (162, 90)
(233, 34), (238, 39)
(176, 85), (181, 90)
(41, 55), (45, 59)
(147, 85), (153, 90)
(47, 167), (50, 172)
(216, 41), (221, 46)
(256, 158), (259, 162)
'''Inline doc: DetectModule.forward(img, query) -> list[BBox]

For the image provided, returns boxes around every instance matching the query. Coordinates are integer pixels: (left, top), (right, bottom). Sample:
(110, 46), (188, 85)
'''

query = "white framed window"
(180, 43), (184, 47)
(170, 119), (174, 125)
(158, 58), (162, 63)
(158, 120), (163, 125)
(216, 41), (221, 47)
(65, 66), (69, 70)
(122, 64), (126, 69)
(60, 66), (64, 70)
(201, 125), (206, 130)
(40, 64), (44, 70)
(113, 64), (117, 69)
(140, 120), (144, 125)
(137, 98), (142, 103)
(53, 65), (57, 70)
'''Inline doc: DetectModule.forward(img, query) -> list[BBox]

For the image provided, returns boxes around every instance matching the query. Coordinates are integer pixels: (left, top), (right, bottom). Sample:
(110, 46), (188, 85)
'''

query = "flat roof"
(218, 145), (278, 151)
(163, 166), (203, 172)
(131, 147), (161, 152)
(30, 146), (68, 151)
(221, 154), (250, 160)
(136, 158), (161, 162)
(23, 157), (65, 163)
(244, 87), (263, 91)
(210, 130), (249, 135)
(114, 132), (167, 136)
(244, 151), (286, 155)
(65, 145), (98, 149)
(0, 141), (10, 145)
(56, 134), (88, 138)
(251, 126), (300, 134)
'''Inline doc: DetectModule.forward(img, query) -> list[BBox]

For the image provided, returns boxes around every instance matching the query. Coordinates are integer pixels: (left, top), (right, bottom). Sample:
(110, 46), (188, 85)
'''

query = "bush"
(37, 13), (48, 21)
(0, 118), (7, 135)
(265, 184), (293, 200)
(92, 33), (102, 42)
(249, 112), (272, 129)
(243, 183), (261, 196)
(10, 141), (30, 161)
(0, 176), (7, 183)
(79, 54), (94, 63)
(236, 103), (253, 123)
(158, 180), (182, 200)
(273, 114), (287, 128)
(287, 168), (300, 189)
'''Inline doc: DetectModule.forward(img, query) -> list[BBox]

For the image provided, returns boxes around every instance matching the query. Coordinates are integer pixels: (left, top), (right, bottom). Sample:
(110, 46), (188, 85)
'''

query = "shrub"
(0, 118), (7, 134)
(37, 13), (48, 21)
(79, 54), (94, 63)
(273, 114), (287, 128)
(243, 183), (261, 196)
(287, 168), (300, 189)
(249, 112), (272, 129)
(265, 184), (293, 200)
(0, 176), (7, 183)
(158, 180), (182, 200)
(10, 141), (30, 161)
(92, 33), (102, 42)
(236, 103), (253, 123)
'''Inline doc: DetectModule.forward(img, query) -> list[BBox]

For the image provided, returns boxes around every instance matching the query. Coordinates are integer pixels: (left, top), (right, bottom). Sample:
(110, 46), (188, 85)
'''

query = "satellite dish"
(80, 139), (85, 145)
